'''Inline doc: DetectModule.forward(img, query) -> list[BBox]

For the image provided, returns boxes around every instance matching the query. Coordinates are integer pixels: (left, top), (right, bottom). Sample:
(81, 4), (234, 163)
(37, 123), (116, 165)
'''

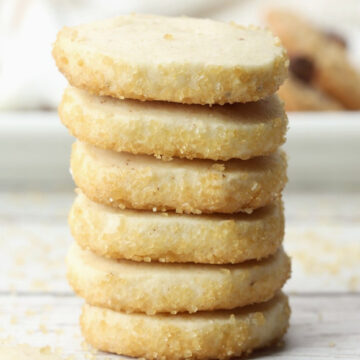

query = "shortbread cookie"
(80, 292), (290, 359)
(70, 141), (287, 214)
(70, 192), (284, 264)
(60, 87), (287, 161)
(278, 76), (344, 111)
(67, 243), (290, 314)
(266, 9), (360, 109)
(53, 14), (288, 105)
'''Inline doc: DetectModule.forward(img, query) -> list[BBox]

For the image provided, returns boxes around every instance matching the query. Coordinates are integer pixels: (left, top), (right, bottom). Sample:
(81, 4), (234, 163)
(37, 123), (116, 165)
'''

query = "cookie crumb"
(40, 346), (51, 354)
(39, 323), (48, 334)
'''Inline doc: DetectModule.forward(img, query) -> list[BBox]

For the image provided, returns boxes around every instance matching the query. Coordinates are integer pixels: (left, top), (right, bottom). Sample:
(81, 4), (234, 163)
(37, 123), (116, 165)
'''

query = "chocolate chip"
(289, 56), (314, 83)
(325, 31), (347, 49)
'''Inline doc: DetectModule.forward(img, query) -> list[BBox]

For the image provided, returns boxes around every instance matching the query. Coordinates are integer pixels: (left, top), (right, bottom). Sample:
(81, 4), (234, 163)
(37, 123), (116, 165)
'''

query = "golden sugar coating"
(67, 242), (291, 314)
(53, 14), (288, 105)
(70, 191), (284, 264)
(266, 9), (360, 110)
(60, 86), (288, 161)
(70, 141), (287, 214)
(80, 292), (290, 359)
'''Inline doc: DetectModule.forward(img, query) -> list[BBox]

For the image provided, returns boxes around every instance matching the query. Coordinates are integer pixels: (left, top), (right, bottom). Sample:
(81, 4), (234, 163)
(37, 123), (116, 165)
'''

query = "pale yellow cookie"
(70, 191), (284, 264)
(278, 76), (344, 111)
(67, 243), (290, 314)
(53, 14), (288, 105)
(80, 292), (290, 359)
(266, 9), (360, 110)
(70, 141), (287, 214)
(60, 86), (287, 161)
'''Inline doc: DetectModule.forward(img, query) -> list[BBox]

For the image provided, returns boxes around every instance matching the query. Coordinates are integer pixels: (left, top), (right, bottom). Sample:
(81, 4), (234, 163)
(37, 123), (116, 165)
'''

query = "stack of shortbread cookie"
(53, 14), (291, 359)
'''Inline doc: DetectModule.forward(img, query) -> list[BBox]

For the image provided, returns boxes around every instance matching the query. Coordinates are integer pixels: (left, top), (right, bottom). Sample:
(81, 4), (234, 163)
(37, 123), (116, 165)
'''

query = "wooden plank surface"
(1, 190), (360, 359)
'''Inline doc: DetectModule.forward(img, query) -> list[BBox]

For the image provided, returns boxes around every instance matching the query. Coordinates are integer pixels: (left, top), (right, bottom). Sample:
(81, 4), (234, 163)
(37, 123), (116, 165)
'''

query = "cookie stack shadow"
(53, 14), (291, 359)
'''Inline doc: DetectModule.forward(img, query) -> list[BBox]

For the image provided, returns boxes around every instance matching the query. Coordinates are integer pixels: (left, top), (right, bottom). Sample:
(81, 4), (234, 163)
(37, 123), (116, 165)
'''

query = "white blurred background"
(1, 0), (360, 110)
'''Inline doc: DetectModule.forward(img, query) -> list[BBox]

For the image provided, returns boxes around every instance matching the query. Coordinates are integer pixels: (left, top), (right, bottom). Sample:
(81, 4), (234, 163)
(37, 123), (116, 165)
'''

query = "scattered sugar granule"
(211, 163), (225, 171)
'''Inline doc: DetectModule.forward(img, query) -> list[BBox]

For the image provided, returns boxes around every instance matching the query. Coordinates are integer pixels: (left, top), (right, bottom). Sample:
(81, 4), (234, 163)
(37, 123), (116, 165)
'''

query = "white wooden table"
(1, 190), (360, 359)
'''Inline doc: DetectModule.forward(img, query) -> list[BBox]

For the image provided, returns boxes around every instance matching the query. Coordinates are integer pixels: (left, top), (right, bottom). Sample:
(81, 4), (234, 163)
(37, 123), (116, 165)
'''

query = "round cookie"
(70, 191), (284, 264)
(53, 14), (288, 105)
(266, 10), (360, 110)
(60, 87), (287, 161)
(80, 292), (290, 359)
(70, 141), (287, 214)
(67, 243), (290, 314)
(278, 76), (344, 111)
